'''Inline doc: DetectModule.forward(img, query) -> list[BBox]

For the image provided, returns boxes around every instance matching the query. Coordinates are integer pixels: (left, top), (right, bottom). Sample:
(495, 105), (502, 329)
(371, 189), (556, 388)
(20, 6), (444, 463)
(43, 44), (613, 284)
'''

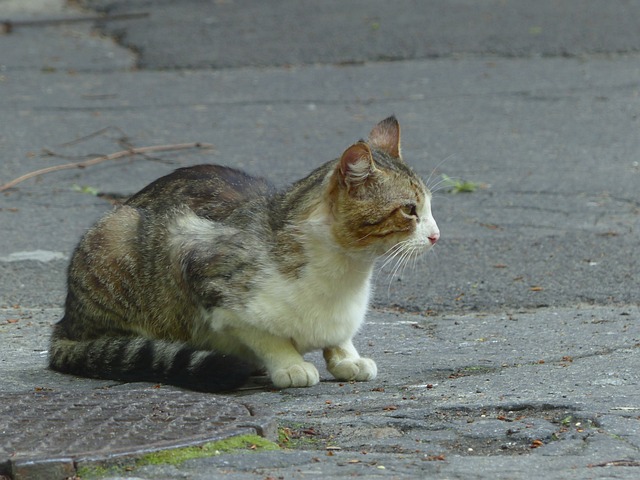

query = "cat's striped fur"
(49, 117), (440, 391)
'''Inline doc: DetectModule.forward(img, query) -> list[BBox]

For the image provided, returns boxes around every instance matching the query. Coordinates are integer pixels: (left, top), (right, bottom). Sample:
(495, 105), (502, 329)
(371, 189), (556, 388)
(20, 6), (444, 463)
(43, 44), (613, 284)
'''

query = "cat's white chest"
(246, 257), (373, 352)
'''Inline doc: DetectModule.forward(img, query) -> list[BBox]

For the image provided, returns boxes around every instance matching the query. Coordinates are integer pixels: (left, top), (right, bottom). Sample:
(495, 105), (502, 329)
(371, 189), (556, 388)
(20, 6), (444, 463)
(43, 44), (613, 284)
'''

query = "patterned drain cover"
(0, 389), (275, 480)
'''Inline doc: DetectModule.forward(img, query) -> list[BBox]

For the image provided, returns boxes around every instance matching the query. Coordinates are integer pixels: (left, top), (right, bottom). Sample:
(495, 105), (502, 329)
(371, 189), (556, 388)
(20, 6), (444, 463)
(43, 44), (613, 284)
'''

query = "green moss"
(76, 434), (279, 478)
(76, 465), (115, 478)
(138, 434), (279, 466)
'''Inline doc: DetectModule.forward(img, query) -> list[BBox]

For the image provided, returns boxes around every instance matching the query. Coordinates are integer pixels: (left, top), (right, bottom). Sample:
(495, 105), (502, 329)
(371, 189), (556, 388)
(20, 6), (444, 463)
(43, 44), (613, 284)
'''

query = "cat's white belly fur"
(198, 255), (374, 355)
(245, 263), (372, 352)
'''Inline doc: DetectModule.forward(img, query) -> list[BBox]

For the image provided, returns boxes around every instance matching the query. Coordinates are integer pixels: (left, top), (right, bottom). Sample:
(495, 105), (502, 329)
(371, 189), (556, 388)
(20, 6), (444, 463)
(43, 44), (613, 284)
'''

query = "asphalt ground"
(0, 0), (639, 479)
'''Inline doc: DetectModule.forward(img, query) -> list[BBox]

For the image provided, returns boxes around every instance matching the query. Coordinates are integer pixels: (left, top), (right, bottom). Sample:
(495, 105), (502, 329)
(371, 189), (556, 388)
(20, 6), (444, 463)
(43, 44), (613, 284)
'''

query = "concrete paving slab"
(83, 0), (640, 69)
(1, 56), (638, 312)
(0, 0), (135, 72)
(2, 306), (638, 478)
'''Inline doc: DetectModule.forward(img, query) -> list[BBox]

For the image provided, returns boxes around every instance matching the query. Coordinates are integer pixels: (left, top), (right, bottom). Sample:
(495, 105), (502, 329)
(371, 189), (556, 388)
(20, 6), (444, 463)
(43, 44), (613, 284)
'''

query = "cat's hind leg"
(323, 341), (377, 382)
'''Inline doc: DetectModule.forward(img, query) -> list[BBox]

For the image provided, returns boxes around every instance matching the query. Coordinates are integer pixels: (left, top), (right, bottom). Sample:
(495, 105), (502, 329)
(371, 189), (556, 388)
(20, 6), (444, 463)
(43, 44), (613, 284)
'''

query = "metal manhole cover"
(0, 389), (275, 480)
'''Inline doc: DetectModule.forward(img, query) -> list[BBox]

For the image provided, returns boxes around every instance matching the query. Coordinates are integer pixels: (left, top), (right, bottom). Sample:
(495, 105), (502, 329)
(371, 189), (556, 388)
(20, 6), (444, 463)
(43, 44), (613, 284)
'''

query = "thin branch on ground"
(57, 126), (128, 147)
(0, 142), (213, 193)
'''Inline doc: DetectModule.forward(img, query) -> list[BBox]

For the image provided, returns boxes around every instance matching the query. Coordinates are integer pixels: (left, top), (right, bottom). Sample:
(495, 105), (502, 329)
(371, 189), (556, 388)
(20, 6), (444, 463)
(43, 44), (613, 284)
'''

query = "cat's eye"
(401, 203), (418, 218)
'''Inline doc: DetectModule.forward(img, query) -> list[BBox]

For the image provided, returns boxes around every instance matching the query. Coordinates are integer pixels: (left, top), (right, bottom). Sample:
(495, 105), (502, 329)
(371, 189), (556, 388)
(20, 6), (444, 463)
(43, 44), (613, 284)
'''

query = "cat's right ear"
(338, 142), (376, 190)
(369, 116), (401, 158)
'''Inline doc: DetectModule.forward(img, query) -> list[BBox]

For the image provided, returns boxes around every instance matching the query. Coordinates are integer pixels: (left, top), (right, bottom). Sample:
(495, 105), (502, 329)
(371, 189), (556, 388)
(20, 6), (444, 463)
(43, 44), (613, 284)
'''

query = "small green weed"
(71, 184), (100, 196)
(440, 174), (479, 194)
(278, 424), (323, 449)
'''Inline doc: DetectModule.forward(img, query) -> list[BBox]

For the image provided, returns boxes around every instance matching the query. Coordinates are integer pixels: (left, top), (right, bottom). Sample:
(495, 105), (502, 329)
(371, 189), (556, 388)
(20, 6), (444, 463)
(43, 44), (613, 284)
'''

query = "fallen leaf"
(479, 222), (501, 230)
(425, 454), (446, 461)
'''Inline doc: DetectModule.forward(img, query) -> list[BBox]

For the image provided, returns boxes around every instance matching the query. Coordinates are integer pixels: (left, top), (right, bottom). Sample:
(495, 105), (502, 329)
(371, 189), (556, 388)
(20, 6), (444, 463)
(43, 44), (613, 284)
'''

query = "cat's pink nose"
(428, 232), (440, 244)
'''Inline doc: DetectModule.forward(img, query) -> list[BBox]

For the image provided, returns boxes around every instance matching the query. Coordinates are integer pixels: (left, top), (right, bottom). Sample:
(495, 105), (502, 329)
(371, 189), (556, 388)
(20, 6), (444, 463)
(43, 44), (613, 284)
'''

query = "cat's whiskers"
(401, 245), (420, 278)
(375, 240), (409, 296)
(425, 154), (455, 191)
(377, 240), (411, 272)
(379, 237), (433, 296)
(410, 245), (420, 271)
(385, 248), (415, 296)
(388, 249), (409, 278)
(351, 230), (376, 246)
(383, 240), (421, 294)
(426, 175), (454, 195)
(378, 242), (405, 267)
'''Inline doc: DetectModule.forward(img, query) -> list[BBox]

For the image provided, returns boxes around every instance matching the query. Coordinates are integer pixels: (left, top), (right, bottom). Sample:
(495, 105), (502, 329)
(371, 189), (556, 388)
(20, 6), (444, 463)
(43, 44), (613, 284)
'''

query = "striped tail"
(49, 327), (252, 392)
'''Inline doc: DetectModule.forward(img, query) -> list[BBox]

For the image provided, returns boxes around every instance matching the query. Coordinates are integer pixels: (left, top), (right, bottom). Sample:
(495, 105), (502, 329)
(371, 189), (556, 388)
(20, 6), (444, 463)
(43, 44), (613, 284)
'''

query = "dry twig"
(0, 142), (213, 193)
(58, 126), (128, 147)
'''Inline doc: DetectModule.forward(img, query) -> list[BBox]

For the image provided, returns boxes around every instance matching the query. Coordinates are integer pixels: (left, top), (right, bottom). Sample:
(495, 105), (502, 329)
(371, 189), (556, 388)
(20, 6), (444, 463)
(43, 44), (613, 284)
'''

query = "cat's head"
(326, 116), (440, 260)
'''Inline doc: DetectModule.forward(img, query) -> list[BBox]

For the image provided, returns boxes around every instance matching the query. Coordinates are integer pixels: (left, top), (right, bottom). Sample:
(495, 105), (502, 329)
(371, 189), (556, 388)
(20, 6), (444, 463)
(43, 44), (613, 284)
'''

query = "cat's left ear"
(338, 142), (376, 190)
(368, 116), (401, 158)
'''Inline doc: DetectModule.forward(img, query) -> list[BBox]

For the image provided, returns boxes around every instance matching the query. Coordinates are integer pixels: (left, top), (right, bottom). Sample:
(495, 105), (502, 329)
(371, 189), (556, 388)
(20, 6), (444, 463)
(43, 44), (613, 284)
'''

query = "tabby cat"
(49, 116), (440, 391)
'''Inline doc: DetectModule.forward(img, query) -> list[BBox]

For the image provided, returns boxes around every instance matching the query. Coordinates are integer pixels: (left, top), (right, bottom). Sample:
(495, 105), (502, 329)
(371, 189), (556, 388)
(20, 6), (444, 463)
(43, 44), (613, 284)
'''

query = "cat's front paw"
(328, 357), (377, 382)
(271, 362), (320, 388)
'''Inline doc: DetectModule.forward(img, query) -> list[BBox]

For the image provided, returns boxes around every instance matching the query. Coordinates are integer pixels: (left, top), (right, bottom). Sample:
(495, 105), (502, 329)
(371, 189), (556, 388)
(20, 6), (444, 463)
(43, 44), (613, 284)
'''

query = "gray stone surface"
(1, 57), (638, 312)
(85, 0), (640, 69)
(2, 306), (639, 478)
(0, 0), (638, 478)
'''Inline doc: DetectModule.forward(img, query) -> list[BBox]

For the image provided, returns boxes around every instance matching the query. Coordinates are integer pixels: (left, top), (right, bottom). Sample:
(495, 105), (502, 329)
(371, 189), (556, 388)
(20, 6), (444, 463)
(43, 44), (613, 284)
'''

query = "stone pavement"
(1, 0), (639, 478)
